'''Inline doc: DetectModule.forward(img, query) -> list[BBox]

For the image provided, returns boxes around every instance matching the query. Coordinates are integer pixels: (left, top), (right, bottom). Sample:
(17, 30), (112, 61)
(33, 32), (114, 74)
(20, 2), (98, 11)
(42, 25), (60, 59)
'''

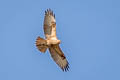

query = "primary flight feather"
(36, 9), (69, 72)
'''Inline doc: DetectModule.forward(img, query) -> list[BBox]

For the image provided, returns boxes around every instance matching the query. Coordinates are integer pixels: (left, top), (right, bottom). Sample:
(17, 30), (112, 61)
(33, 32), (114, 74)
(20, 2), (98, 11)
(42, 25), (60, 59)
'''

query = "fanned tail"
(36, 36), (47, 53)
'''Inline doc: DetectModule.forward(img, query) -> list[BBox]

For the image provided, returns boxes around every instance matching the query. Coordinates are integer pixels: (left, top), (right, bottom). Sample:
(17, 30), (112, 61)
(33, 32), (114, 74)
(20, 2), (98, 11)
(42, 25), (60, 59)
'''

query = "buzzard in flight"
(36, 9), (69, 71)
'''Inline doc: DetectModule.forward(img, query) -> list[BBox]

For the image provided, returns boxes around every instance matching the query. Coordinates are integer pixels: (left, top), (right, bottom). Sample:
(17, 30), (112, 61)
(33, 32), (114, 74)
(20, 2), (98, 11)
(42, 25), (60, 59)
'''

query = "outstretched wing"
(44, 9), (57, 39)
(49, 45), (69, 71)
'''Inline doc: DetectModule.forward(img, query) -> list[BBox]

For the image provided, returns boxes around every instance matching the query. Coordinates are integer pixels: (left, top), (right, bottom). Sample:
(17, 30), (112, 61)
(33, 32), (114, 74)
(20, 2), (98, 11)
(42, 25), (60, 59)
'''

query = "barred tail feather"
(36, 36), (47, 53)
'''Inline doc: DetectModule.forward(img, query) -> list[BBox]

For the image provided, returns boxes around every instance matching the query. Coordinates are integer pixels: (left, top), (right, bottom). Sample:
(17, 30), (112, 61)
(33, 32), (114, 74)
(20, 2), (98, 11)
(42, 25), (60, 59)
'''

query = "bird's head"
(57, 40), (61, 44)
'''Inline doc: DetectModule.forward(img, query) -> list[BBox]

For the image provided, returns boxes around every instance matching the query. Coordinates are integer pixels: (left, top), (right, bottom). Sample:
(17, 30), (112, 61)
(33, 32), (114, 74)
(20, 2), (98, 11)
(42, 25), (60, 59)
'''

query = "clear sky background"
(0, 0), (120, 80)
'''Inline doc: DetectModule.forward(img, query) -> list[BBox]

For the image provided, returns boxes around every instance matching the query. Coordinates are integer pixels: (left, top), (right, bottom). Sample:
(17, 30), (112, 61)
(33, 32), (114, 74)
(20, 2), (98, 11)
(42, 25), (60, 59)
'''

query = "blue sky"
(0, 0), (120, 80)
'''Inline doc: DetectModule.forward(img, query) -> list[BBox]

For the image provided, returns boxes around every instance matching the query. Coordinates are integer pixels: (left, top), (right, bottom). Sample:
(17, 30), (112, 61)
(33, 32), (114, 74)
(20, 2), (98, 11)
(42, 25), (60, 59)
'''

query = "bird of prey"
(36, 9), (69, 72)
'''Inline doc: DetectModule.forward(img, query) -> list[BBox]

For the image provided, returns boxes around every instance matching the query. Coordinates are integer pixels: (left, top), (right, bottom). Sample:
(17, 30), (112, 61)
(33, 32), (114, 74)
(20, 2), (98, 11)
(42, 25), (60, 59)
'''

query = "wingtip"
(61, 62), (70, 72)
(45, 8), (55, 18)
